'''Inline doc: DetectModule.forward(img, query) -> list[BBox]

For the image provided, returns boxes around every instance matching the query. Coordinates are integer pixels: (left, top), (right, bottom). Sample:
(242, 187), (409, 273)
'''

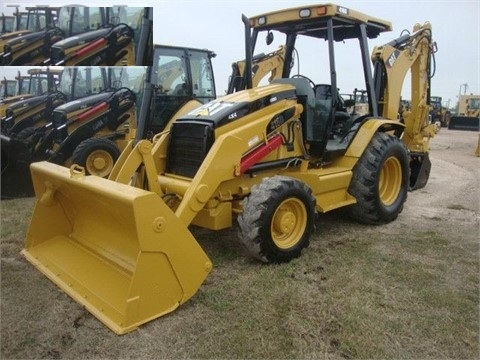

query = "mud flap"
(22, 161), (212, 334)
(409, 152), (431, 191)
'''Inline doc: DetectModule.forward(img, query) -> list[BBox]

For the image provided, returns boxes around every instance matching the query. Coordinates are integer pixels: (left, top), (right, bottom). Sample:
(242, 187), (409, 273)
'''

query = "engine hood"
(53, 92), (114, 115)
(177, 83), (296, 128)
(4, 30), (44, 47)
(51, 27), (111, 50)
(5, 95), (47, 111)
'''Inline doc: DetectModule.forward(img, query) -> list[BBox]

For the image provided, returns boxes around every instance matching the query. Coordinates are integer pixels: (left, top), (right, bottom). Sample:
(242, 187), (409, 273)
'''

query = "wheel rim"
(85, 149), (115, 177)
(379, 156), (402, 206)
(271, 198), (307, 249)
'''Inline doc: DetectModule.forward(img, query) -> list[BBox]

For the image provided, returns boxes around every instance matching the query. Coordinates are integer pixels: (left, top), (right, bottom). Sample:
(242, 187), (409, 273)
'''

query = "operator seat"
(314, 84), (351, 138)
(172, 82), (188, 96)
(314, 84), (332, 101)
(271, 78), (331, 149)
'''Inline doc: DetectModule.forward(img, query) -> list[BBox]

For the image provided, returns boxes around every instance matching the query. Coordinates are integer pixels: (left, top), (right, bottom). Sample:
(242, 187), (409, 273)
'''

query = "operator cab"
(149, 44), (216, 136)
(244, 4), (391, 161)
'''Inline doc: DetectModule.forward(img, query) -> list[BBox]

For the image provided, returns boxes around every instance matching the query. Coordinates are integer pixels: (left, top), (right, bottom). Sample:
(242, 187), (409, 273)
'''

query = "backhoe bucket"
(409, 152), (431, 191)
(22, 162), (212, 334)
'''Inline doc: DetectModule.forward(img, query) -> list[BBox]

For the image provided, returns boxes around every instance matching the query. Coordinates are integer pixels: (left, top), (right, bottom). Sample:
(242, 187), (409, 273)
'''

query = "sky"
(1, 0), (479, 108)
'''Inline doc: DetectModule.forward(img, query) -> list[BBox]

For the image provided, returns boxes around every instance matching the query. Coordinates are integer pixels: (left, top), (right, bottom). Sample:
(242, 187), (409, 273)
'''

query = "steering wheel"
(291, 74), (316, 89)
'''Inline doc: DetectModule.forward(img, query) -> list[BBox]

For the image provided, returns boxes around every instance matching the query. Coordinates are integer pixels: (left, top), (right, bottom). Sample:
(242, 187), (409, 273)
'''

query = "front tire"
(72, 138), (120, 178)
(347, 132), (409, 224)
(238, 176), (316, 263)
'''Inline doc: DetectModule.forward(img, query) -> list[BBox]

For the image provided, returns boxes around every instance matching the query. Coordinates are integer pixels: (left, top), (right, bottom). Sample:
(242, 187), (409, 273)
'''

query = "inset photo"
(0, 5), (152, 65)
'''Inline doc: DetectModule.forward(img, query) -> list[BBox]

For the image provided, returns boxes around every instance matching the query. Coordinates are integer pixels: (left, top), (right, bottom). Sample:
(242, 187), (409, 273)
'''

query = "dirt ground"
(1, 128), (479, 359)
(396, 129), (479, 241)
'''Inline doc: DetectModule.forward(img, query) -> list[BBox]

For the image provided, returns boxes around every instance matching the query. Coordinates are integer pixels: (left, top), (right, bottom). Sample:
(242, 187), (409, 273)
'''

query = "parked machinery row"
(0, 6), (152, 66)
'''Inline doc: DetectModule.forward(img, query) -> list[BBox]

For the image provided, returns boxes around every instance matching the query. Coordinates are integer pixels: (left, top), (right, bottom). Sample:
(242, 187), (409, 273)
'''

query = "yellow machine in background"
(0, 69), (63, 124)
(429, 95), (450, 128)
(49, 7), (153, 66)
(23, 4), (437, 334)
(0, 6), (60, 52)
(0, 68), (62, 119)
(449, 94), (480, 131)
(227, 45), (286, 93)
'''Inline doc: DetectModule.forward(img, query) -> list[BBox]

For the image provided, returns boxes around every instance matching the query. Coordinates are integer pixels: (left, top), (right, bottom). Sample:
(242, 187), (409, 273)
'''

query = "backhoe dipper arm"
(371, 22), (437, 153)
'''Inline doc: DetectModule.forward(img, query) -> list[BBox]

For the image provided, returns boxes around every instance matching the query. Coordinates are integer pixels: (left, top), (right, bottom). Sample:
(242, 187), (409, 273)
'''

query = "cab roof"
(249, 3), (392, 40)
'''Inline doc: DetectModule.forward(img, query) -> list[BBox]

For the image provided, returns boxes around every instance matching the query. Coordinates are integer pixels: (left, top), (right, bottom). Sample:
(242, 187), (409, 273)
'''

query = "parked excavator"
(22, 3), (437, 334)
(1, 45), (217, 199)
(1, 6), (151, 66)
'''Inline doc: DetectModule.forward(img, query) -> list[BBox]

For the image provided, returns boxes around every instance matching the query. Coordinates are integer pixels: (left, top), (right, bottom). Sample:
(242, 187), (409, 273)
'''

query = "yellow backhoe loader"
(49, 7), (153, 66)
(22, 3), (437, 334)
(0, 68), (62, 118)
(0, 6), (60, 52)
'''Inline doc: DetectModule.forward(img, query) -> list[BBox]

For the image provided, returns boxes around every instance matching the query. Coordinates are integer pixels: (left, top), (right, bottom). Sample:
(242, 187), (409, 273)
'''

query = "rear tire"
(347, 132), (409, 224)
(238, 176), (316, 263)
(72, 138), (120, 178)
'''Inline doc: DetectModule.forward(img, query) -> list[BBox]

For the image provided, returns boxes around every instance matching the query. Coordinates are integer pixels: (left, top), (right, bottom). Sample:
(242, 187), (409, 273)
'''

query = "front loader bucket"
(22, 162), (212, 334)
(448, 116), (480, 131)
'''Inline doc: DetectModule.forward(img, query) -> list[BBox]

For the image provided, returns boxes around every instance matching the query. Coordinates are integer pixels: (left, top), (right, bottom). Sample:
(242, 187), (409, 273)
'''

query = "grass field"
(1, 202), (478, 358)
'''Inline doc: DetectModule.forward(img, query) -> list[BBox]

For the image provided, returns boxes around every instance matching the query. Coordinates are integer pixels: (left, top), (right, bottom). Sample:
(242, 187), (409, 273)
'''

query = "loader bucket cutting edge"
(22, 161), (212, 334)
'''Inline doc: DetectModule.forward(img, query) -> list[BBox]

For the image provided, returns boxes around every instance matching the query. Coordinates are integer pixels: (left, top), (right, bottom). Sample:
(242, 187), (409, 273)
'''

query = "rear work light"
(299, 8), (311, 18)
